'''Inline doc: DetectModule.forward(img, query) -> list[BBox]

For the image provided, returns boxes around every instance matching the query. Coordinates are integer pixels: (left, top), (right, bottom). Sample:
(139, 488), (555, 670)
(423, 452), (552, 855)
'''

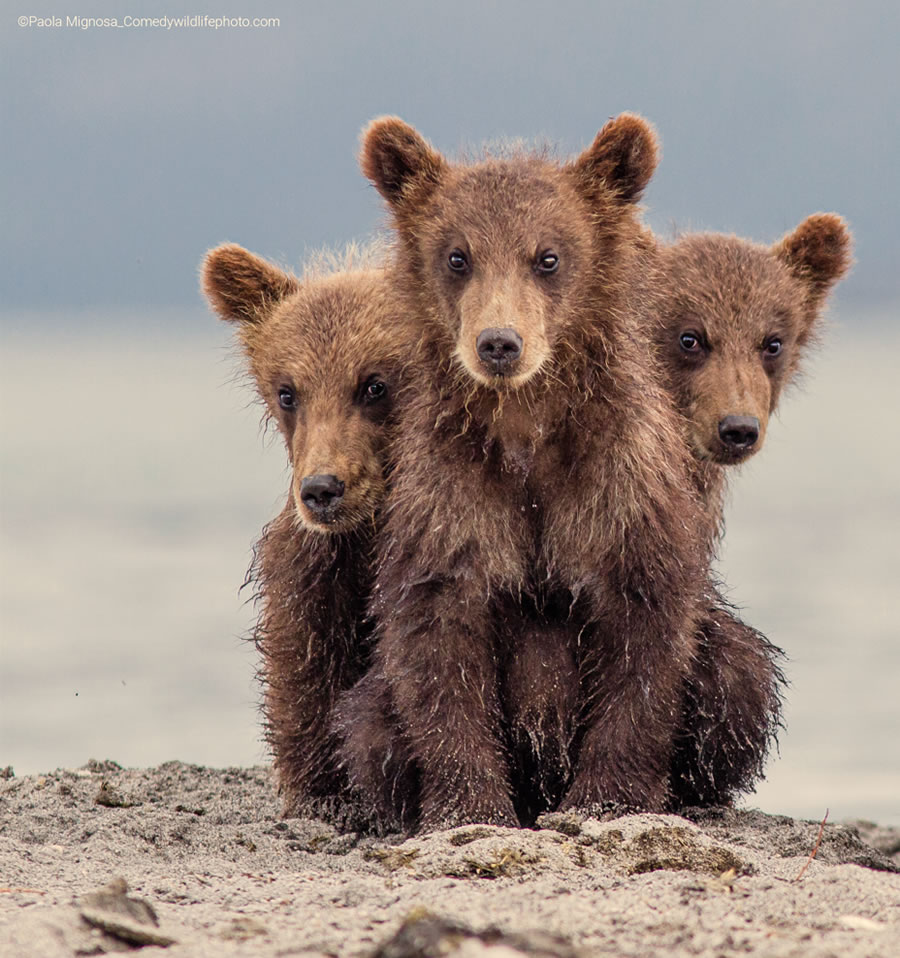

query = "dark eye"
(277, 385), (296, 410)
(535, 251), (559, 274)
(763, 338), (782, 358)
(363, 378), (387, 404)
(679, 331), (702, 353)
(448, 249), (469, 273)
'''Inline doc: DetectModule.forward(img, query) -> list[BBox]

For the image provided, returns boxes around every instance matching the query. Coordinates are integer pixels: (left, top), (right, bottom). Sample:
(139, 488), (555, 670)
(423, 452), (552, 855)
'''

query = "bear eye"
(535, 251), (559, 275)
(448, 249), (470, 274)
(363, 378), (387, 404)
(679, 331), (702, 353)
(763, 337), (783, 358)
(277, 385), (296, 410)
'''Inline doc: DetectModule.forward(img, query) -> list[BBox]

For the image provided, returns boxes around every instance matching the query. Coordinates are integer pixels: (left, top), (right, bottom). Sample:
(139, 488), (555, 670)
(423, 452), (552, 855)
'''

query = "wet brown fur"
(341, 115), (714, 830)
(670, 600), (786, 807)
(202, 244), (410, 823)
(334, 610), (581, 832)
(650, 215), (851, 806)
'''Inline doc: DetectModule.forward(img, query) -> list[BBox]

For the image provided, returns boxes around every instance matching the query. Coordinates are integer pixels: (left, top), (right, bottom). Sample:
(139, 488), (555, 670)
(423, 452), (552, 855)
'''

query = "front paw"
(419, 795), (519, 832)
(281, 792), (377, 834)
(560, 773), (668, 815)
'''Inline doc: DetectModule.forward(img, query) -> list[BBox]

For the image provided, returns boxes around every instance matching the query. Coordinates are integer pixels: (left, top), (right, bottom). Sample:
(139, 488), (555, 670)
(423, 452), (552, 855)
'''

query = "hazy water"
(1, 308), (898, 825)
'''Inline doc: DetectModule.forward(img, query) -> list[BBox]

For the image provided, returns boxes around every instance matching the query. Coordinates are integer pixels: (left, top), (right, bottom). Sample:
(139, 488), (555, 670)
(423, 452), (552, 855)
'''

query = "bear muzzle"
(299, 473), (346, 522)
(476, 327), (523, 376)
(715, 415), (761, 460)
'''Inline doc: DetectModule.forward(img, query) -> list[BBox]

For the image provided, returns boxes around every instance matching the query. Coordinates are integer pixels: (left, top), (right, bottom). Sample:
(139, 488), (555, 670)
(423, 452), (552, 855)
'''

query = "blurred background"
(2, 0), (898, 825)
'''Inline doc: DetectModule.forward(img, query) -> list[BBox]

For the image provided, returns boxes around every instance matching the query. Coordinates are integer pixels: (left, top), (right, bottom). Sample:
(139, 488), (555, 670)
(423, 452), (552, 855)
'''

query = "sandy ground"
(1, 761), (898, 957)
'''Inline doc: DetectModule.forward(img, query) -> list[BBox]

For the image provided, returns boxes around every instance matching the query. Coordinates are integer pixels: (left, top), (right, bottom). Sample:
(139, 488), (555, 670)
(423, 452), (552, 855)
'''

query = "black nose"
(300, 474), (345, 514)
(718, 415), (760, 450)
(476, 327), (523, 373)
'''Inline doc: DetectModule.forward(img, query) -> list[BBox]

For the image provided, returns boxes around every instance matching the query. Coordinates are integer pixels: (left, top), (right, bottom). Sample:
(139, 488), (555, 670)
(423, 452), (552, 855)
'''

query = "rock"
(371, 913), (578, 957)
(78, 877), (177, 947)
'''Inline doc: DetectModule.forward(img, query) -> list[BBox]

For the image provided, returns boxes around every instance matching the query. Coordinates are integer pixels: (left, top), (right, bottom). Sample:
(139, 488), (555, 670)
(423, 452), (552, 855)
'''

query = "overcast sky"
(3, 0), (898, 312)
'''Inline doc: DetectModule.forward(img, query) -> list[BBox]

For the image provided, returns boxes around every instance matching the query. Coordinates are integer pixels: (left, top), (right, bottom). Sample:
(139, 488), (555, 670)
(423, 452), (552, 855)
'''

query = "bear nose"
(718, 415), (760, 451)
(300, 474), (345, 513)
(476, 327), (523, 373)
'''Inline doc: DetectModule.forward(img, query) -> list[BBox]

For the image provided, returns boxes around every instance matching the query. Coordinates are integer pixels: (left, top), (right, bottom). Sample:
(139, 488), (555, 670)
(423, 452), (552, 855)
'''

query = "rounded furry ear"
(772, 213), (853, 298)
(201, 244), (299, 324)
(570, 113), (660, 204)
(360, 116), (445, 207)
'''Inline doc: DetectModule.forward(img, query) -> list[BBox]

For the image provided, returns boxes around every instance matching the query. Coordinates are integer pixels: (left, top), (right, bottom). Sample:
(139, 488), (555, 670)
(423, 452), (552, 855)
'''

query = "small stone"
(94, 781), (135, 808)
(78, 878), (177, 947)
(219, 916), (269, 940)
(838, 915), (886, 931)
(535, 811), (583, 837)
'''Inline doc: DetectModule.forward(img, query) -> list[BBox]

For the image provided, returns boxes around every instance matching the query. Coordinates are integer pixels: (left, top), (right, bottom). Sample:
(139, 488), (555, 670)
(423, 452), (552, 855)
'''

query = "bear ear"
(360, 116), (446, 208)
(201, 244), (299, 324)
(772, 213), (853, 298)
(570, 113), (659, 204)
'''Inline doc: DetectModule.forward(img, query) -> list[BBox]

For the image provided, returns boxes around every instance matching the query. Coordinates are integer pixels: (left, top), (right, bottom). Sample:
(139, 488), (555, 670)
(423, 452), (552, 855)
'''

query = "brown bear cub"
(651, 214), (853, 513)
(652, 215), (852, 806)
(340, 114), (715, 830)
(202, 244), (409, 826)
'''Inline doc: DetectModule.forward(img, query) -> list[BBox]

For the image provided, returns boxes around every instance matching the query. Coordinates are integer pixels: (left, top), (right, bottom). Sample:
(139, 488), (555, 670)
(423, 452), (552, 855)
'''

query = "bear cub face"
(202, 244), (405, 533)
(653, 214), (851, 464)
(361, 114), (657, 392)
(418, 169), (590, 390)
